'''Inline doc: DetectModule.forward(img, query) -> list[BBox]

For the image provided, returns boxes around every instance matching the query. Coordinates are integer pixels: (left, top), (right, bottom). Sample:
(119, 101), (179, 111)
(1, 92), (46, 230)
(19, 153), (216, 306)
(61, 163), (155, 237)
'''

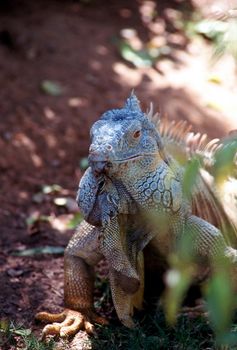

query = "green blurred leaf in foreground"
(204, 256), (236, 346)
(164, 229), (197, 325)
(213, 139), (237, 183)
(182, 157), (201, 199)
(164, 267), (193, 325)
(213, 18), (237, 62)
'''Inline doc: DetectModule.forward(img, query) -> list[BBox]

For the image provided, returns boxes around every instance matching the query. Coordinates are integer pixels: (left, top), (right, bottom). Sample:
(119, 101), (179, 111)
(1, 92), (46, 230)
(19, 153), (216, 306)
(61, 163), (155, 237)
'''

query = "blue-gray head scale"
(89, 93), (165, 175)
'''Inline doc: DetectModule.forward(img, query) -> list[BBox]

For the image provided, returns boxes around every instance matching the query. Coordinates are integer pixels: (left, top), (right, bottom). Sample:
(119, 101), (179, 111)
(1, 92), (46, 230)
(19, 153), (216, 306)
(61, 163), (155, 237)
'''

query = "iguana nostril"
(106, 144), (113, 151)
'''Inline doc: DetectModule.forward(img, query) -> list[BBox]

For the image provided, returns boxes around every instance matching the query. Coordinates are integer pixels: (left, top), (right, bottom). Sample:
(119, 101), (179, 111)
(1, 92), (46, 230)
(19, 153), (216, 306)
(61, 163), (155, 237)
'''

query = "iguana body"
(36, 94), (237, 337)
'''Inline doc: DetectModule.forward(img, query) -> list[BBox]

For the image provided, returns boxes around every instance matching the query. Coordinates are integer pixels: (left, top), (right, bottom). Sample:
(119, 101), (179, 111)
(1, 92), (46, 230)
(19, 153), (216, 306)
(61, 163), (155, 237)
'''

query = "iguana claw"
(35, 309), (108, 338)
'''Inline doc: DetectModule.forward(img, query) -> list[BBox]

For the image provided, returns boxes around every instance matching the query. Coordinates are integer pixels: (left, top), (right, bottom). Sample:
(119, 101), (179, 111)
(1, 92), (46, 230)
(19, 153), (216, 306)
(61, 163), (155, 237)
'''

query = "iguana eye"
(133, 130), (141, 139)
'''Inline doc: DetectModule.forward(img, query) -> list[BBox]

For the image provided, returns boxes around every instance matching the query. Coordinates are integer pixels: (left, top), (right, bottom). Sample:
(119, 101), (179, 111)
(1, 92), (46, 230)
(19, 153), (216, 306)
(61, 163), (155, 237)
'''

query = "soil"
(0, 0), (236, 345)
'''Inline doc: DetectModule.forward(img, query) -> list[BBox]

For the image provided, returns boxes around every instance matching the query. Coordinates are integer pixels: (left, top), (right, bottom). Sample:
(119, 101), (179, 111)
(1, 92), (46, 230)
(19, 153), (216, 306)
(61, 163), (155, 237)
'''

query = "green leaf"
(12, 246), (65, 256)
(204, 265), (235, 336)
(164, 227), (199, 325)
(40, 80), (64, 96)
(217, 331), (237, 347)
(67, 212), (83, 229)
(164, 267), (193, 324)
(182, 157), (201, 199)
(80, 157), (89, 170)
(194, 20), (227, 40)
(119, 42), (154, 68)
(213, 140), (237, 183)
(14, 328), (31, 337)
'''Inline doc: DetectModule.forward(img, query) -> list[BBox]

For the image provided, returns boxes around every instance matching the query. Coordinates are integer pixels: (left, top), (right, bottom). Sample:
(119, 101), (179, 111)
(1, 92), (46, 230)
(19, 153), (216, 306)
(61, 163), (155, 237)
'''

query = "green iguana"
(36, 94), (237, 337)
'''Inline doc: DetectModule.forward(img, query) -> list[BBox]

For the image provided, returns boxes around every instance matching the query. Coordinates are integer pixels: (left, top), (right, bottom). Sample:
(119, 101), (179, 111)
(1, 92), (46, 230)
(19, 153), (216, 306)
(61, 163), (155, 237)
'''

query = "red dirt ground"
(0, 0), (236, 345)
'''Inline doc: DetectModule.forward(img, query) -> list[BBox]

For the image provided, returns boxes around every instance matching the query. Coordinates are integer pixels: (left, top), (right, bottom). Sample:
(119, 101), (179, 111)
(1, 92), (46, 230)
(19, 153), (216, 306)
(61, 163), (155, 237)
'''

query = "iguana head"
(89, 93), (166, 176)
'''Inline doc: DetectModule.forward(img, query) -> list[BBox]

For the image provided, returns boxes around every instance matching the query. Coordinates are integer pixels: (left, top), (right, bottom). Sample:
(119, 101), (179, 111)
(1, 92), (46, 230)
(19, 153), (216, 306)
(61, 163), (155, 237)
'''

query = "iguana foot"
(35, 309), (108, 338)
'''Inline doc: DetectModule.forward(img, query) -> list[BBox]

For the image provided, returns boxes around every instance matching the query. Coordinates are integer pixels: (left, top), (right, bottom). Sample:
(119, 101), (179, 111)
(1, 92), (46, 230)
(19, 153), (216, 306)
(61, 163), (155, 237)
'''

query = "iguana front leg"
(36, 220), (108, 337)
(186, 215), (237, 262)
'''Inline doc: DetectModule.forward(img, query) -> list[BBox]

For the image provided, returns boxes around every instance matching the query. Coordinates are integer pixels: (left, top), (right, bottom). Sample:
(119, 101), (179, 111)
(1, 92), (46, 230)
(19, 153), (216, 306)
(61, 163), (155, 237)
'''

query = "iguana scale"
(36, 94), (237, 337)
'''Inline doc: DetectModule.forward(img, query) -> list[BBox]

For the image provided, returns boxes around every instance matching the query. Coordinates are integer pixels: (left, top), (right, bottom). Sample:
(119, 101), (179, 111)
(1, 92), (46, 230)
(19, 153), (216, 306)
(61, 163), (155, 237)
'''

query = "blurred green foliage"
(213, 140), (237, 183)
(182, 157), (201, 200)
(186, 12), (237, 63)
(204, 257), (236, 345)
(163, 140), (237, 347)
(118, 41), (170, 68)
